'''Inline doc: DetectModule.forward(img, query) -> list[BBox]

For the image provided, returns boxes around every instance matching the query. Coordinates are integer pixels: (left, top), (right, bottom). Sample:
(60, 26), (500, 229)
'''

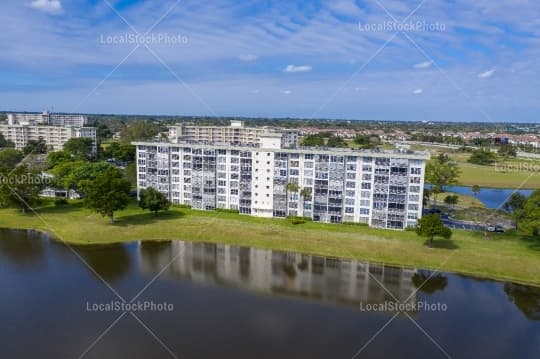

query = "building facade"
(134, 123), (429, 230)
(168, 120), (298, 148)
(7, 112), (88, 127)
(1, 112), (96, 152)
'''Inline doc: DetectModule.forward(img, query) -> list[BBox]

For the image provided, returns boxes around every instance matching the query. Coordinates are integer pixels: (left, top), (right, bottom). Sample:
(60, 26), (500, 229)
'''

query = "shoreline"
(2, 217), (540, 288)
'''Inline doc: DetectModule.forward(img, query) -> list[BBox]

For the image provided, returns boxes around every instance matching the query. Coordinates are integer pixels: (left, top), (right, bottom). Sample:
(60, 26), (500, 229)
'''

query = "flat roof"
(132, 141), (430, 160)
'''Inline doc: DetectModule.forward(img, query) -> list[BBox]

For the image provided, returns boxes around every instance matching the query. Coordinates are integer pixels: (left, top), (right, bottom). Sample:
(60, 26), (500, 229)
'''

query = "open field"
(409, 144), (540, 189)
(1, 201), (539, 286)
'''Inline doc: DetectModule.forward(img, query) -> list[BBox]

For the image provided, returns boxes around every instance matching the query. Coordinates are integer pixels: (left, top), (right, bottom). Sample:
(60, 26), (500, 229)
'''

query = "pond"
(0, 229), (539, 358)
(427, 185), (534, 209)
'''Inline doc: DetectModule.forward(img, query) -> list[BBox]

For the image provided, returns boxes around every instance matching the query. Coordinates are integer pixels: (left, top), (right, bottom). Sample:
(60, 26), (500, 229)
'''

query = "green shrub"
(287, 216), (305, 225)
(215, 208), (240, 214)
(342, 221), (369, 227)
(175, 204), (192, 209)
(54, 198), (69, 206)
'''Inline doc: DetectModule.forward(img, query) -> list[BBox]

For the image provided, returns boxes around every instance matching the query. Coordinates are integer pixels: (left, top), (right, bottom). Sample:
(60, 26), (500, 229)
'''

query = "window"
(409, 194), (419, 202)
(360, 208), (370, 215)
(411, 167), (422, 175)
(361, 182), (371, 189)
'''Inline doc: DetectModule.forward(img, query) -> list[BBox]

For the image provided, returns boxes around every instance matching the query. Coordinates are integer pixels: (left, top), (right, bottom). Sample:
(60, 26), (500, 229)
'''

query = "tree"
(326, 135), (347, 148)
(23, 138), (48, 155)
(139, 187), (170, 216)
(354, 134), (379, 149)
(285, 182), (299, 193)
(498, 144), (517, 158)
(0, 165), (46, 213)
(0, 149), (24, 170)
(102, 142), (135, 162)
(425, 159), (460, 205)
(119, 120), (161, 143)
(0, 133), (14, 148)
(285, 182), (299, 216)
(444, 194), (459, 209)
(124, 162), (137, 186)
(416, 214), (452, 247)
(519, 190), (540, 236)
(47, 151), (73, 169)
(51, 161), (112, 191)
(302, 134), (325, 146)
(299, 187), (311, 216)
(80, 167), (131, 224)
(63, 138), (94, 160)
(471, 185), (481, 198)
(468, 148), (497, 165)
(503, 192), (527, 229)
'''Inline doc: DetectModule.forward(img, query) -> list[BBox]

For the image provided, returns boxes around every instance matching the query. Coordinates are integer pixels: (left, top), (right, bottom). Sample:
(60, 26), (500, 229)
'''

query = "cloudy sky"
(1, 0), (539, 122)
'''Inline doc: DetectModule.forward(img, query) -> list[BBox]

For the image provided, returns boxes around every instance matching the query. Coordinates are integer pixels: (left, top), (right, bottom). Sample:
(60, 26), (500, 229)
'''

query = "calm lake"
(427, 185), (534, 209)
(1, 229), (539, 358)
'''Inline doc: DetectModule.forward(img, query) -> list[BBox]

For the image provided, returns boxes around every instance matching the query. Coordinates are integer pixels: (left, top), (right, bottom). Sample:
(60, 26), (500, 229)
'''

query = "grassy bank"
(1, 201), (539, 286)
(409, 144), (540, 189)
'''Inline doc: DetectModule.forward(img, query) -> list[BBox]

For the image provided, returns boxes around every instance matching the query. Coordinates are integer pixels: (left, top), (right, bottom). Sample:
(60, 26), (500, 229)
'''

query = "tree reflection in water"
(505, 282), (540, 320)
(412, 270), (449, 295)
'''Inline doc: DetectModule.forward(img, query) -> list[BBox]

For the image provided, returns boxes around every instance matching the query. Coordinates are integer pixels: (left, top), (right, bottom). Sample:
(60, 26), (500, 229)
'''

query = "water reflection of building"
(139, 241), (417, 308)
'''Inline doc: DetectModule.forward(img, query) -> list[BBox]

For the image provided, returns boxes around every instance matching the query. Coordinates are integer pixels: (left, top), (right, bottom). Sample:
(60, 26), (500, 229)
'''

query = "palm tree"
(472, 185), (481, 198)
(285, 182), (299, 216)
(299, 187), (311, 217)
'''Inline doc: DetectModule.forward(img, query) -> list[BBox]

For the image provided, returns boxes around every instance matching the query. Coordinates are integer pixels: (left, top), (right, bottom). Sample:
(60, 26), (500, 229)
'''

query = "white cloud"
(281, 90), (292, 95)
(284, 65), (312, 73)
(28, 0), (63, 15)
(478, 69), (495, 78)
(414, 61), (432, 69)
(239, 54), (257, 62)
(413, 88), (423, 95)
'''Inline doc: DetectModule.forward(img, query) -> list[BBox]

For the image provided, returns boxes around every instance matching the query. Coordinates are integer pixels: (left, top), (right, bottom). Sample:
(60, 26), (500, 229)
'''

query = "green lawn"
(430, 148), (540, 189)
(1, 201), (540, 286)
(435, 191), (485, 208)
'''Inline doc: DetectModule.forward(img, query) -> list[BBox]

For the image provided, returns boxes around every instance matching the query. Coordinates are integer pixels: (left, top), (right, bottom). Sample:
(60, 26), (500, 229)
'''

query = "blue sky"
(1, 0), (539, 122)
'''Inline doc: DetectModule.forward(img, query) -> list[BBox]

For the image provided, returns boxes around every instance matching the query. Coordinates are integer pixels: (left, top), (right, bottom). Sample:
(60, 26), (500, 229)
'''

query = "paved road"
(440, 213), (482, 231)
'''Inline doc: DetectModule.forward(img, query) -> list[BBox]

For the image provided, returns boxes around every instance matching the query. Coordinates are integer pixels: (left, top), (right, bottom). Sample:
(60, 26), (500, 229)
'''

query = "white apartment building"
(134, 121), (429, 230)
(7, 112), (88, 127)
(168, 120), (298, 148)
(1, 112), (96, 152)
